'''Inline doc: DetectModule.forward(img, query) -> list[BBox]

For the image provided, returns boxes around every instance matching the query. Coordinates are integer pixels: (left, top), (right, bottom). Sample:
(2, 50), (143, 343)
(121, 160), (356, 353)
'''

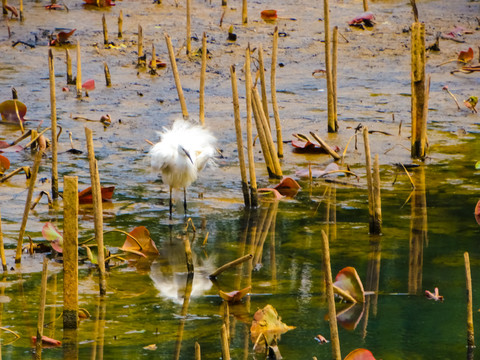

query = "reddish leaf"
(475, 199), (480, 225)
(0, 144), (23, 153)
(258, 188), (284, 200)
(348, 12), (375, 27)
(82, 79), (95, 91)
(336, 302), (365, 330)
(443, 26), (472, 39)
(261, 9), (277, 21)
(45, 4), (64, 10)
(219, 286), (251, 303)
(57, 29), (76, 44)
(425, 287), (444, 302)
(0, 154), (10, 173)
(78, 186), (115, 204)
(42, 222), (64, 253)
(333, 267), (365, 303)
(31, 335), (62, 347)
(84, 0), (116, 6)
(273, 177), (301, 197)
(120, 226), (159, 256)
(0, 100), (27, 123)
(458, 48), (474, 63)
(344, 348), (376, 360)
(149, 60), (167, 69)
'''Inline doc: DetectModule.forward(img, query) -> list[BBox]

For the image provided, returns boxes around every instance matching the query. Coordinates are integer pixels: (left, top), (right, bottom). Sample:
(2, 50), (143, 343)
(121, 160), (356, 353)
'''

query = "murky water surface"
(1, 0), (480, 359)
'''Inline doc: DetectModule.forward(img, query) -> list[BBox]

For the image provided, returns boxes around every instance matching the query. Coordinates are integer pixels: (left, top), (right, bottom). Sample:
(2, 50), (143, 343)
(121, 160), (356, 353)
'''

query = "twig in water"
(442, 85), (461, 110)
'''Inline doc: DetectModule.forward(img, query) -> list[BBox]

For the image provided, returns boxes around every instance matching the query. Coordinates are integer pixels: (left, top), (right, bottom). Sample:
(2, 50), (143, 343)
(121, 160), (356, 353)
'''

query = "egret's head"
(179, 145), (194, 164)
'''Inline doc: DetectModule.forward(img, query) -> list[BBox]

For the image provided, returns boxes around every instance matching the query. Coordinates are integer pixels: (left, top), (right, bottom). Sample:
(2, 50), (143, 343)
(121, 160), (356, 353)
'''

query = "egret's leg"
(169, 187), (173, 220)
(183, 188), (187, 215)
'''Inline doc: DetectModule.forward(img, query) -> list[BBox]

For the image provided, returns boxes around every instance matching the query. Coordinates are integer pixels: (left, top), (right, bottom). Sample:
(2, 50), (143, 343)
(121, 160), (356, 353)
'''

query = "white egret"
(149, 119), (216, 219)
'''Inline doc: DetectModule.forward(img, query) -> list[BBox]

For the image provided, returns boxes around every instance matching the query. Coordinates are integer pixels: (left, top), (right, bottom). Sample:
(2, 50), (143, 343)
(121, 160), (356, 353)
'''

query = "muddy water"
(1, 0), (480, 359)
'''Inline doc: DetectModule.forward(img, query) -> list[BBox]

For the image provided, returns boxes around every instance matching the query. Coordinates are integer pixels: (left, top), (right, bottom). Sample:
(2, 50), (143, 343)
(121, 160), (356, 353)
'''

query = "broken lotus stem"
(442, 85), (461, 110)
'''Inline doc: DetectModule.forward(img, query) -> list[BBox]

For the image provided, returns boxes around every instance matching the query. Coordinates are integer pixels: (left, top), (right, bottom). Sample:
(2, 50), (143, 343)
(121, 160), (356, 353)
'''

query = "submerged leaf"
(31, 335), (62, 347)
(219, 286), (251, 303)
(344, 348), (376, 360)
(250, 304), (295, 352)
(0, 100), (27, 124)
(333, 267), (365, 303)
(78, 186), (115, 204)
(120, 226), (159, 256)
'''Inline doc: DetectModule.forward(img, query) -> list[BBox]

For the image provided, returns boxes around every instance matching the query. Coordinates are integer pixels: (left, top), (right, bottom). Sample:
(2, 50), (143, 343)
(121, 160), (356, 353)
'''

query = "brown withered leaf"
(78, 186), (115, 204)
(120, 226), (159, 256)
(31, 335), (62, 347)
(273, 177), (301, 197)
(251, 304), (295, 352)
(458, 47), (474, 63)
(0, 154), (10, 173)
(219, 286), (251, 303)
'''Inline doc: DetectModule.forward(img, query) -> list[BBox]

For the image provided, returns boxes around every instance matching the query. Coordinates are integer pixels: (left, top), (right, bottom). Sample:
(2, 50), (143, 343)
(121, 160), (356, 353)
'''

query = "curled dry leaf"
(261, 9), (278, 21)
(348, 12), (375, 27)
(0, 100), (27, 124)
(464, 96), (478, 113)
(425, 287), (444, 302)
(273, 177), (301, 197)
(219, 286), (251, 303)
(78, 185), (115, 204)
(0, 154), (10, 173)
(333, 266), (365, 303)
(458, 47), (474, 63)
(148, 60), (167, 69)
(31, 335), (62, 347)
(45, 4), (64, 10)
(250, 304), (295, 352)
(258, 188), (284, 200)
(84, 0), (116, 6)
(120, 226), (159, 256)
(344, 348), (376, 360)
(443, 25), (472, 39)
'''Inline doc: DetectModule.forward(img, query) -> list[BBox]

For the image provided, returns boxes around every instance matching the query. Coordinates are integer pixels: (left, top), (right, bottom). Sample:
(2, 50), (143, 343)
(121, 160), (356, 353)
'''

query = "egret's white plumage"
(149, 119), (216, 218)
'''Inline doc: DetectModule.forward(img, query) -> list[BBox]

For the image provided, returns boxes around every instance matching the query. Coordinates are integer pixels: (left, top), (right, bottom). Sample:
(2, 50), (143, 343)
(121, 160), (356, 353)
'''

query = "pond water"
(2, 0), (480, 359)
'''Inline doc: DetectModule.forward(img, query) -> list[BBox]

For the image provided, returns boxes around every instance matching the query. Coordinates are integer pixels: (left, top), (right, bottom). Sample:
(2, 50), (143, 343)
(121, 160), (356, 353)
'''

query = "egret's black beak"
(180, 146), (194, 164)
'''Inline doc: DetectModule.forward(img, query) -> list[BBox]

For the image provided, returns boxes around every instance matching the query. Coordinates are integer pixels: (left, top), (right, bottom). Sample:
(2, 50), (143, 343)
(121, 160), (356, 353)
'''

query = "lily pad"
(273, 177), (301, 197)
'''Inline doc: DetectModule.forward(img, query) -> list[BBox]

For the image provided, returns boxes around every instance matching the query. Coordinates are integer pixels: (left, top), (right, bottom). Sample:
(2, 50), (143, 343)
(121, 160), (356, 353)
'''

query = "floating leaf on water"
(458, 47), (474, 63)
(82, 79), (95, 91)
(31, 335), (62, 347)
(333, 266), (365, 303)
(344, 348), (376, 360)
(84, 0), (116, 6)
(250, 304), (295, 352)
(258, 188), (284, 200)
(0, 144), (24, 153)
(219, 286), (251, 303)
(42, 222), (64, 253)
(78, 186), (115, 204)
(348, 12), (375, 27)
(443, 25), (472, 39)
(120, 226), (159, 256)
(0, 100), (27, 124)
(261, 9), (278, 21)
(273, 177), (301, 197)
(0, 154), (10, 173)
(425, 287), (444, 302)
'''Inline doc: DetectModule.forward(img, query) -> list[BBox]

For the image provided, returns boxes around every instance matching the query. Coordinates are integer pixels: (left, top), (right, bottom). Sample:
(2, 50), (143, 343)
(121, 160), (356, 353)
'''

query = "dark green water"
(3, 152), (480, 360)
